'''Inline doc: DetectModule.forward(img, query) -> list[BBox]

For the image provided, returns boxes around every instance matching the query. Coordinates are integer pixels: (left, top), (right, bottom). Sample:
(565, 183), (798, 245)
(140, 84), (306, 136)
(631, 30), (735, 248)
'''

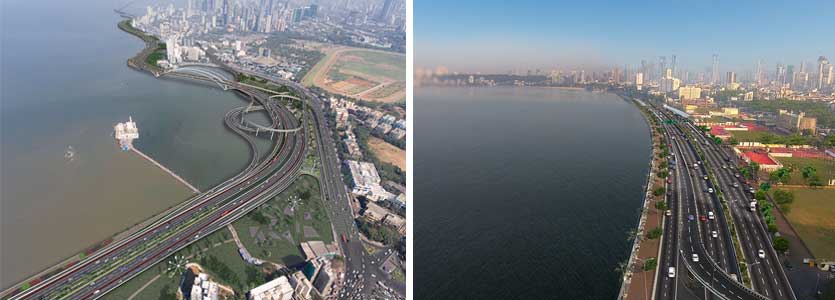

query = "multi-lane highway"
(677, 116), (796, 300)
(645, 101), (796, 300)
(8, 72), (308, 300)
(221, 66), (406, 299)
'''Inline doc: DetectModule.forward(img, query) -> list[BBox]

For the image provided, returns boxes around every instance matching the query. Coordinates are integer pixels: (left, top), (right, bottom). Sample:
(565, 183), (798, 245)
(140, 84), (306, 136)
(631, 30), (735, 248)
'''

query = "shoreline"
(617, 94), (661, 300)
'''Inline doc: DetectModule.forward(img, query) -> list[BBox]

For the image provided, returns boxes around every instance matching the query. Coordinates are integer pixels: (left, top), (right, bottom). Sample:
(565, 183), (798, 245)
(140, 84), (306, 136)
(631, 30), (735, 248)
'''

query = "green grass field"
(729, 130), (773, 142)
(781, 188), (835, 260)
(775, 157), (835, 185)
(334, 50), (405, 81)
(232, 175), (334, 266)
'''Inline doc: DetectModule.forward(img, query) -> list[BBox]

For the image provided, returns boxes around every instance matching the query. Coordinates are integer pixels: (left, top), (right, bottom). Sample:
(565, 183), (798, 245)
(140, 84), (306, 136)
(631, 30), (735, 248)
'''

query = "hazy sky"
(415, 0), (835, 74)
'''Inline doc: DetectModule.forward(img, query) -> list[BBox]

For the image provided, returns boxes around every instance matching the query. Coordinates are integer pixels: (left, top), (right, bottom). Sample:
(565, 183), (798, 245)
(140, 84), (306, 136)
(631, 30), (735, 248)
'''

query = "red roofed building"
(741, 151), (782, 171)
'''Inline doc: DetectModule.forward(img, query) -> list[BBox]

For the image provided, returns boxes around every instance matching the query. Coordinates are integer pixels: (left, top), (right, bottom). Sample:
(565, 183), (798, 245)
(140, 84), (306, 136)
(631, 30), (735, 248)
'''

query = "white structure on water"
(114, 117), (139, 151)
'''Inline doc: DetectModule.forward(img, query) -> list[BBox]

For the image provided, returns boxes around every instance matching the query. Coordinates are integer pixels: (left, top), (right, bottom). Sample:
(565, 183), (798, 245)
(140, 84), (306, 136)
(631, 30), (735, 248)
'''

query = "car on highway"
(711, 231), (718, 238)
(708, 211), (714, 220)
(665, 210), (671, 216)
(707, 188), (714, 193)
(668, 267), (676, 278)
(667, 179), (672, 184)
(700, 215), (707, 222)
(688, 214), (694, 221)
(735, 173), (740, 178)
(758, 249), (766, 259)
(703, 175), (709, 180)
(692, 253), (699, 262)
(733, 182), (739, 188)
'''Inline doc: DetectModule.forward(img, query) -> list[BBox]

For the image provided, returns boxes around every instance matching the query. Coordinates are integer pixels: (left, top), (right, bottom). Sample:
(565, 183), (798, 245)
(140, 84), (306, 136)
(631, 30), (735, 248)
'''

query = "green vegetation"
(232, 175), (334, 266)
(356, 218), (400, 245)
(772, 236), (789, 253)
(642, 257), (657, 271)
(739, 99), (835, 128)
(772, 189), (795, 213)
(778, 157), (834, 186)
(336, 50), (406, 81)
(654, 201), (668, 210)
(146, 50), (166, 67)
(647, 227), (663, 239)
(769, 167), (792, 185)
(390, 267), (405, 283)
(729, 130), (774, 143)
(652, 186), (666, 196)
(200, 255), (239, 287)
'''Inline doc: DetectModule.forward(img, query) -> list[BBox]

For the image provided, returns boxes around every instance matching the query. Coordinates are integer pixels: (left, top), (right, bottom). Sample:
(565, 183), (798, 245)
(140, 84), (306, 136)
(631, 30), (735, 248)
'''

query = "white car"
(692, 253), (699, 262)
(668, 267), (676, 278)
(711, 231), (718, 238)
(703, 175), (709, 180)
(758, 249), (766, 259)
(708, 188), (714, 193)
(708, 211), (714, 220)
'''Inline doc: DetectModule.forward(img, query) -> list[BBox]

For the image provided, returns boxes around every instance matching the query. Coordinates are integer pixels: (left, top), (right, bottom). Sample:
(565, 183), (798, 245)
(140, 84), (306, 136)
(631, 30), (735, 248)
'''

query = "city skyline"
(416, 0), (835, 74)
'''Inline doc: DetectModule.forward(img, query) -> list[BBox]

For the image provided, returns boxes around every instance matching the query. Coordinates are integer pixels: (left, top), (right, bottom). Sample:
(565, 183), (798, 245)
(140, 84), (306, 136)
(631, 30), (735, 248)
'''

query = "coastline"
(617, 94), (662, 300)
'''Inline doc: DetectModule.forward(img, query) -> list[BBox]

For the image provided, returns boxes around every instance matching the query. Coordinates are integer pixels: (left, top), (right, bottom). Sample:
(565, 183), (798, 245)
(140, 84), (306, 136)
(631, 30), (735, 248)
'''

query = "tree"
(801, 166), (816, 180)
(769, 167), (791, 184)
(767, 223), (778, 233)
(653, 186), (666, 196)
(647, 227), (662, 239)
(759, 182), (771, 192)
(643, 258), (658, 271)
(655, 201), (668, 210)
(754, 190), (767, 201)
(772, 236), (789, 253)
(772, 189), (794, 205)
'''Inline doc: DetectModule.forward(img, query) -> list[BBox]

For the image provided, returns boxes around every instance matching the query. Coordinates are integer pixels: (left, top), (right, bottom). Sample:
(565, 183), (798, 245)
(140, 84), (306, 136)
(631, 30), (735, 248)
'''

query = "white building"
(114, 117), (139, 151)
(249, 276), (294, 300)
(346, 160), (395, 201)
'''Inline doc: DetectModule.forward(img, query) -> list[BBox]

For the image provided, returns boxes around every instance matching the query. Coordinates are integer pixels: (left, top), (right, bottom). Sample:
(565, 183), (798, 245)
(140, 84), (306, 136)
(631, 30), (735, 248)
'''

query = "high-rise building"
(776, 64), (787, 85)
(726, 71), (736, 84)
(678, 86), (701, 100)
(671, 55), (677, 77)
(755, 59), (764, 85)
(635, 72), (644, 88)
(711, 54), (720, 85)
(376, 0), (396, 23)
(659, 56), (667, 79)
(818, 56), (833, 90)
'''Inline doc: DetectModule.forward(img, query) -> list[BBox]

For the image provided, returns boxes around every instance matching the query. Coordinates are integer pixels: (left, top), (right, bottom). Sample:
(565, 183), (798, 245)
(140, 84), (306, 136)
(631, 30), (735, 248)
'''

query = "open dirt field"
(368, 136), (406, 171)
(303, 46), (405, 103)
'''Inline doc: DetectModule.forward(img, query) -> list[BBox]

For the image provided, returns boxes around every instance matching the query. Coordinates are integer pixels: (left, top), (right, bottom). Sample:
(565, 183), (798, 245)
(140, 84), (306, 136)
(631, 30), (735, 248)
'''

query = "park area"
(774, 157), (835, 186)
(729, 130), (774, 142)
(231, 175), (334, 267)
(779, 188), (835, 260)
(304, 47), (405, 103)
